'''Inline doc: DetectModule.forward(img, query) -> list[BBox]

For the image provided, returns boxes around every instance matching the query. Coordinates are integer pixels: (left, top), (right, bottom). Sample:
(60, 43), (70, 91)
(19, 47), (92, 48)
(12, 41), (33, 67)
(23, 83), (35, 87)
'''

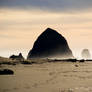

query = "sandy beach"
(0, 61), (92, 92)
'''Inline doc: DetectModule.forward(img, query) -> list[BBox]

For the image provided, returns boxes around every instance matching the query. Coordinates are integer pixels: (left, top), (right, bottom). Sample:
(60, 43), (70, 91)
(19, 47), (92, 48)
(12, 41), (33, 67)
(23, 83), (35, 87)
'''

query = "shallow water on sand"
(0, 61), (92, 92)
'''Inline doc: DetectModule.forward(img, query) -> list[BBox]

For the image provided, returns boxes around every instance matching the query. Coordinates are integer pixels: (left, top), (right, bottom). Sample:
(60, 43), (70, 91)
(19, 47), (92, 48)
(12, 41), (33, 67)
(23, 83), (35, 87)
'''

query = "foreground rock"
(0, 69), (14, 75)
(27, 28), (73, 59)
(81, 49), (91, 59)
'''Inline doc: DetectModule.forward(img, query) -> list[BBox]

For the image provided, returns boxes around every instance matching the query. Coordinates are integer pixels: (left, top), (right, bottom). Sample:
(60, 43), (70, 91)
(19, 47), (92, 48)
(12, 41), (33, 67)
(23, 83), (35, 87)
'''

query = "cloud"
(0, 0), (92, 12)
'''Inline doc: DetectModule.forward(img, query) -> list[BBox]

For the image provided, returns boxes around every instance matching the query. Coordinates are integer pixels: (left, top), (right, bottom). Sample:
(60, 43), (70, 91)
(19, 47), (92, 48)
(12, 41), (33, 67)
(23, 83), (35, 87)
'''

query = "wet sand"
(0, 61), (92, 92)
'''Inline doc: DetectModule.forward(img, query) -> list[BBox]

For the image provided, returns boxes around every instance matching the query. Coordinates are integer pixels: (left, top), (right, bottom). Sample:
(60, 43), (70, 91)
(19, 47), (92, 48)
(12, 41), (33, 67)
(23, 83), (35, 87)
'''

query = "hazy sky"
(0, 0), (92, 58)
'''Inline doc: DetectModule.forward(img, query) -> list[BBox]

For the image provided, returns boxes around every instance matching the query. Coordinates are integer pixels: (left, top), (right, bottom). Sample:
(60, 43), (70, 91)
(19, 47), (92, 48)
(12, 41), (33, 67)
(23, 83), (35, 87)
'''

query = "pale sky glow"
(0, 1), (92, 58)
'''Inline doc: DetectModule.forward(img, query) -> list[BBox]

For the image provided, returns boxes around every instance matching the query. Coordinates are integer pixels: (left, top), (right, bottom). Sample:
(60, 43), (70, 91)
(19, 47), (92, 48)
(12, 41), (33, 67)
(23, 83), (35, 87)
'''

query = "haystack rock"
(27, 28), (73, 59)
(81, 49), (91, 59)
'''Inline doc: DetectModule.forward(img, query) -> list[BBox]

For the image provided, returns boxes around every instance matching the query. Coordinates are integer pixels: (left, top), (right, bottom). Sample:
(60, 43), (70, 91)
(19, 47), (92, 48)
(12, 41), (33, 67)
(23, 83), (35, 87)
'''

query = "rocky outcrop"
(81, 49), (91, 59)
(10, 53), (24, 60)
(0, 69), (14, 75)
(27, 28), (73, 59)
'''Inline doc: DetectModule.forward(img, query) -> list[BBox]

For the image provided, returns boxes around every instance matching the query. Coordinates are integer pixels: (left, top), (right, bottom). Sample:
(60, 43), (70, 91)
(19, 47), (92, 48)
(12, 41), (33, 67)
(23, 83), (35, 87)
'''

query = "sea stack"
(81, 49), (91, 59)
(27, 28), (73, 59)
(10, 53), (24, 60)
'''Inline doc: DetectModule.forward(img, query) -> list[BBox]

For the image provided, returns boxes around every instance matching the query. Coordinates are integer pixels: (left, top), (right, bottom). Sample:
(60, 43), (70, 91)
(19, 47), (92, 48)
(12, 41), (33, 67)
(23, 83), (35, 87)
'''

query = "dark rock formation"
(0, 69), (14, 75)
(79, 59), (85, 62)
(27, 28), (73, 59)
(81, 49), (91, 59)
(10, 53), (24, 60)
(67, 59), (77, 62)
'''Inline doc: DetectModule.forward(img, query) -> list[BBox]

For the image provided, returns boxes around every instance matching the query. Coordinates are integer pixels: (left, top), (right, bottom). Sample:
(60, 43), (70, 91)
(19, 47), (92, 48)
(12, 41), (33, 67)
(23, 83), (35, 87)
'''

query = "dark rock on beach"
(27, 28), (73, 59)
(0, 69), (14, 75)
(67, 59), (77, 62)
(79, 59), (85, 62)
(75, 64), (78, 67)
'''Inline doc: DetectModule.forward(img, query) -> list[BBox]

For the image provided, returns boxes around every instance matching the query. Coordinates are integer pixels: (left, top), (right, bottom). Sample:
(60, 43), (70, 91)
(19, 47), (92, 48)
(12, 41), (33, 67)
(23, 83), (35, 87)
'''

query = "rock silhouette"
(0, 69), (14, 75)
(10, 53), (24, 60)
(81, 49), (91, 59)
(27, 28), (73, 59)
